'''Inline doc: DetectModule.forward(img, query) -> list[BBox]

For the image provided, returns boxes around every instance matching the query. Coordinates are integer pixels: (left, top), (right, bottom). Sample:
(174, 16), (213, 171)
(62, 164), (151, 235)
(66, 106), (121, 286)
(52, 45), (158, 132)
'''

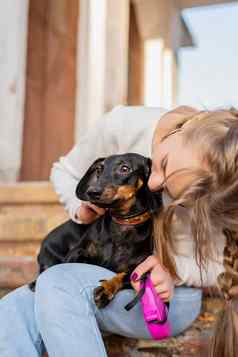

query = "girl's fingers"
(229, 285), (238, 297)
(130, 256), (159, 291)
(150, 266), (166, 285)
(77, 202), (106, 224)
(154, 283), (168, 295)
(86, 202), (105, 215)
(158, 292), (170, 302)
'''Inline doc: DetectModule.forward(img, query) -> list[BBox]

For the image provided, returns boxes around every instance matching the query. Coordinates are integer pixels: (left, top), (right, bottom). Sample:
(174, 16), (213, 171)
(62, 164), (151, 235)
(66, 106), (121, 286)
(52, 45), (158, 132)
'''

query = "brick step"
(0, 204), (67, 241)
(0, 256), (37, 289)
(0, 182), (68, 289)
(0, 181), (60, 204)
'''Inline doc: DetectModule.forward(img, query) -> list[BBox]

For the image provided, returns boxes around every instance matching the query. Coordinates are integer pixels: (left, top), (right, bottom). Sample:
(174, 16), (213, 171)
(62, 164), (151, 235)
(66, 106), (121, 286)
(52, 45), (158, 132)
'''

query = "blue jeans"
(0, 263), (202, 357)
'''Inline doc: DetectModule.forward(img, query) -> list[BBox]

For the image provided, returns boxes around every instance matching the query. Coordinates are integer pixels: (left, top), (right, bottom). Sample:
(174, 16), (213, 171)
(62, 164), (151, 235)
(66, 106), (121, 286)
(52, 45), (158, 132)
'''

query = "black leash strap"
(124, 273), (148, 311)
(124, 285), (145, 311)
(124, 273), (170, 320)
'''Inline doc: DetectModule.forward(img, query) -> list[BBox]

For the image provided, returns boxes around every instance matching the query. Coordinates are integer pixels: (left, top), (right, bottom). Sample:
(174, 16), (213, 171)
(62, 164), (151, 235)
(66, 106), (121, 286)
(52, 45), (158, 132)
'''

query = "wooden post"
(20, 0), (79, 181)
(128, 3), (144, 105)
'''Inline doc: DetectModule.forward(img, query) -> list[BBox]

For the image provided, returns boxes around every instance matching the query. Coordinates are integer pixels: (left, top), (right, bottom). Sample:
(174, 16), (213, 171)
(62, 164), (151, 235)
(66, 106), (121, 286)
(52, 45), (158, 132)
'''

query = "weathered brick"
(0, 241), (40, 257)
(0, 182), (60, 204)
(0, 256), (37, 288)
(0, 205), (67, 241)
(0, 182), (68, 289)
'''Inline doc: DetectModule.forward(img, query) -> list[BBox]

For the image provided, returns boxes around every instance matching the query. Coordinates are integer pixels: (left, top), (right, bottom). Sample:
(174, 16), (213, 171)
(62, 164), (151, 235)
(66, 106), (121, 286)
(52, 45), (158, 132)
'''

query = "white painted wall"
(0, 1), (29, 182)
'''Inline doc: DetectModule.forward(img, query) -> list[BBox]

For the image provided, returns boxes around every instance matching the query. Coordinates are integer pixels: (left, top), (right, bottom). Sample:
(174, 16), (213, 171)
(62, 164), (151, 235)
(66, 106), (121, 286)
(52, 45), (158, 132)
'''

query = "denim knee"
(35, 264), (91, 313)
(35, 264), (84, 296)
(35, 263), (115, 296)
(169, 287), (202, 336)
(34, 263), (115, 319)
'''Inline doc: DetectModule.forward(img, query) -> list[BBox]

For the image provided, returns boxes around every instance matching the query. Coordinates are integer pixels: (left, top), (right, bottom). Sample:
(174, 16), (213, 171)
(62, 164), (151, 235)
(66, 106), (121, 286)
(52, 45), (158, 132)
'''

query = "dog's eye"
(95, 165), (103, 177)
(119, 165), (131, 174)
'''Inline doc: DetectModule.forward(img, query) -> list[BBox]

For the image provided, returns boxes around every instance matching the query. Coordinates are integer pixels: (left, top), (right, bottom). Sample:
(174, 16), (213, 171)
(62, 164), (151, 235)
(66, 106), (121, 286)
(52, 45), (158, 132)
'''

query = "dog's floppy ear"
(135, 157), (151, 190)
(143, 157), (152, 181)
(147, 190), (163, 214)
(76, 158), (105, 200)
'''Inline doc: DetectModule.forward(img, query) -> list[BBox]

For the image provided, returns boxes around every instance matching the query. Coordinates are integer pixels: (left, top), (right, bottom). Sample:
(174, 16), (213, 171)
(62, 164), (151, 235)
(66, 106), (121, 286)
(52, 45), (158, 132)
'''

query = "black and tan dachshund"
(29, 153), (162, 308)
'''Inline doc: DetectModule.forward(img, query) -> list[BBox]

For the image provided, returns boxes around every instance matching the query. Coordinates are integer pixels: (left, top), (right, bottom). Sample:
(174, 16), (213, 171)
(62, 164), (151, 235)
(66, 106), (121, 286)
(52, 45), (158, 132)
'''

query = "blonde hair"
(153, 109), (238, 356)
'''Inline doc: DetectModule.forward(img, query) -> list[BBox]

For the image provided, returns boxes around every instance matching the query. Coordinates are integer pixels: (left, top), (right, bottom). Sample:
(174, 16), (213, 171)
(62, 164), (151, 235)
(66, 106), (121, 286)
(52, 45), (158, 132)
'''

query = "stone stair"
(0, 182), (68, 289)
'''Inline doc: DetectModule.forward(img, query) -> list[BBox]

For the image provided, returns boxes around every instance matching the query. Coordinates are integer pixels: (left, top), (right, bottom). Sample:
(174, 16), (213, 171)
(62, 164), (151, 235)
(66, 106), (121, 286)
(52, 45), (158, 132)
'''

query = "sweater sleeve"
(165, 198), (225, 288)
(173, 224), (225, 287)
(174, 254), (224, 287)
(50, 108), (120, 222)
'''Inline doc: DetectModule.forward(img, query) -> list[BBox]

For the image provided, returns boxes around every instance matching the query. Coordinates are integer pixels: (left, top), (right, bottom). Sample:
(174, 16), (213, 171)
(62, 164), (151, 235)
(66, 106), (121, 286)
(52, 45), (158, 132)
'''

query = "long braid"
(209, 230), (238, 356)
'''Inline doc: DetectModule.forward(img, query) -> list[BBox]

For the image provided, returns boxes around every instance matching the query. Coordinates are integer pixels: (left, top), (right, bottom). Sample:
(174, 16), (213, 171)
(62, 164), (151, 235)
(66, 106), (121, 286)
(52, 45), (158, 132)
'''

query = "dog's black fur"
(29, 153), (162, 308)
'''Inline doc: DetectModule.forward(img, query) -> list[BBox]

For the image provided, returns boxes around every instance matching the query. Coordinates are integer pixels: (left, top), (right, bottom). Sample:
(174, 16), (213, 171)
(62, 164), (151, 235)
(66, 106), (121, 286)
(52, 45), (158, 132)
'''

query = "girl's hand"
(130, 255), (174, 302)
(76, 202), (106, 224)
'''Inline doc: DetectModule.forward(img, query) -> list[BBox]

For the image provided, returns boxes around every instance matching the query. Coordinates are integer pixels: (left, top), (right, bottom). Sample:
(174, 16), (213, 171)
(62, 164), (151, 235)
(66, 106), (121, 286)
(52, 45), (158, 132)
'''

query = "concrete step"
(0, 182), (67, 289)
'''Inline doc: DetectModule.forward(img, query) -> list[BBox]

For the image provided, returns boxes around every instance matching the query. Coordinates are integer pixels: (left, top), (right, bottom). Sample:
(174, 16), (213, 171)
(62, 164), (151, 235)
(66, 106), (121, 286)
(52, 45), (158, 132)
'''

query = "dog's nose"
(87, 188), (102, 200)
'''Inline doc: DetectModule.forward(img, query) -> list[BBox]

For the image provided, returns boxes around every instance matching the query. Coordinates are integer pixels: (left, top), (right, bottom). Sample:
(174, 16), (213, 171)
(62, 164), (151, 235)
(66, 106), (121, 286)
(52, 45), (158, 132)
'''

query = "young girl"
(0, 106), (236, 357)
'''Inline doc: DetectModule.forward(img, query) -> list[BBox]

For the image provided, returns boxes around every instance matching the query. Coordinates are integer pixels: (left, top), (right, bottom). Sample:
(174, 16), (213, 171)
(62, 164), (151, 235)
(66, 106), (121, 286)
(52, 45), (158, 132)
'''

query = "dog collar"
(112, 211), (151, 226)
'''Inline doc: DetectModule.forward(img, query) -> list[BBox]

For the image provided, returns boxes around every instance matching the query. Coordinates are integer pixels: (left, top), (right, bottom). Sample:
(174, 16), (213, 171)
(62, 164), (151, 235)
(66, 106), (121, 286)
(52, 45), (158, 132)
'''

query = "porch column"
(75, 0), (130, 137)
(133, 0), (182, 108)
(0, 1), (29, 182)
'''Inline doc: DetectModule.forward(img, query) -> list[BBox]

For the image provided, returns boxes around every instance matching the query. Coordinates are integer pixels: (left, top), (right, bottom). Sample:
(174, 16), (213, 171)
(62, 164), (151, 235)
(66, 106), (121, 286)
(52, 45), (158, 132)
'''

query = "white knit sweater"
(50, 106), (225, 288)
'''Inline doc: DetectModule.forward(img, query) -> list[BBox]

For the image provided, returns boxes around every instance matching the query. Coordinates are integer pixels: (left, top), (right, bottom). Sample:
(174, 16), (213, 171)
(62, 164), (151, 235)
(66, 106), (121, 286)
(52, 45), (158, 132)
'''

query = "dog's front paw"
(93, 284), (114, 309)
(93, 273), (127, 309)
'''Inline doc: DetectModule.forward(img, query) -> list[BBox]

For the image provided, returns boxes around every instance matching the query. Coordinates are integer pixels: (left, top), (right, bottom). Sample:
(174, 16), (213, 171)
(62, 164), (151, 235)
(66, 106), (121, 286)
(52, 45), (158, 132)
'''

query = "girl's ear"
(75, 158), (105, 200)
(153, 106), (199, 144)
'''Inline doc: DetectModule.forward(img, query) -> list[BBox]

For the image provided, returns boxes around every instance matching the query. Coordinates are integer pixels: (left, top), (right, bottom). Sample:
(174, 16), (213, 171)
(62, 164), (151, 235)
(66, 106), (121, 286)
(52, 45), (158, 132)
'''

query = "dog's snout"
(87, 188), (103, 200)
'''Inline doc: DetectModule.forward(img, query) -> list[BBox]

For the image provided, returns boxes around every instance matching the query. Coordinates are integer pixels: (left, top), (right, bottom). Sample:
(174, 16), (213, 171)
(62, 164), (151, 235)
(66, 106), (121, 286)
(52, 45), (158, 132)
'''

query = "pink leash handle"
(140, 274), (171, 340)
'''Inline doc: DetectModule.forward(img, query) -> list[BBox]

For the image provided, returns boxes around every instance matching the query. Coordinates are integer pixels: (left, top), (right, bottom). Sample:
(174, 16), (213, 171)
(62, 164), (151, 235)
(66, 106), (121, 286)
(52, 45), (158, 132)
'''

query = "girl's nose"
(148, 172), (164, 192)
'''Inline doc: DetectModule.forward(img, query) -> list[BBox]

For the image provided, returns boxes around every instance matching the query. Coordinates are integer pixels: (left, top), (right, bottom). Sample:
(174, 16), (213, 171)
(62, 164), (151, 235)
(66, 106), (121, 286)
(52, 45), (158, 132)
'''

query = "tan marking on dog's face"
(114, 185), (137, 200)
(118, 197), (136, 215)
(136, 178), (144, 190)
(106, 185), (138, 214)
(100, 186), (118, 201)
